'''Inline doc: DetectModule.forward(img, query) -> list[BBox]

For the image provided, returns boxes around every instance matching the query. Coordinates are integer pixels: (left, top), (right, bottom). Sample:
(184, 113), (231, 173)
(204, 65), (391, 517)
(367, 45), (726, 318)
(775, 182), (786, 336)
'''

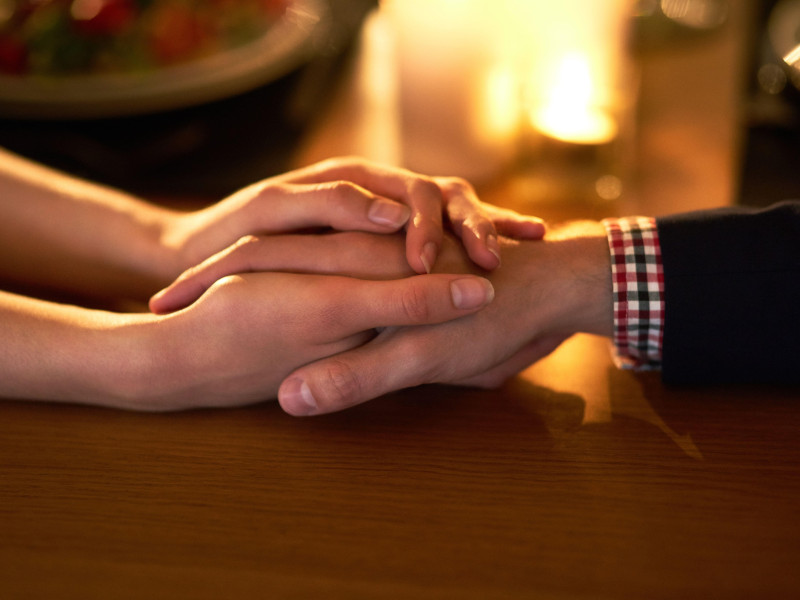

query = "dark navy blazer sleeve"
(656, 200), (800, 384)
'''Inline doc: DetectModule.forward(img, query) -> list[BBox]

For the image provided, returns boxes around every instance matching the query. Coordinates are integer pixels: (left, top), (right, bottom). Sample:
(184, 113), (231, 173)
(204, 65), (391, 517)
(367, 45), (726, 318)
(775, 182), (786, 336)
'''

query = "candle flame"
(530, 52), (617, 145)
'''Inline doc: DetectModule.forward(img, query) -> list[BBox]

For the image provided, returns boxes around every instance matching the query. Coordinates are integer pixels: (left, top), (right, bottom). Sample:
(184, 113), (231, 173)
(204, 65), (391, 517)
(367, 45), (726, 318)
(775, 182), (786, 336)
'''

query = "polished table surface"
(2, 3), (800, 599)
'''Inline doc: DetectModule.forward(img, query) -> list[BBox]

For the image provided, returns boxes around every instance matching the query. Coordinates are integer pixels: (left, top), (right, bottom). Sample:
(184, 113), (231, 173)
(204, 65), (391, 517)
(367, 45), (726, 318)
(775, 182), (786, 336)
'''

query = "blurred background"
(0, 0), (797, 211)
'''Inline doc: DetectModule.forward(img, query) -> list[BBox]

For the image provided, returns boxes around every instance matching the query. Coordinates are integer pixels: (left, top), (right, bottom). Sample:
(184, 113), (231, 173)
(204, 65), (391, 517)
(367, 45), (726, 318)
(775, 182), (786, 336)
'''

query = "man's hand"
(277, 223), (613, 415)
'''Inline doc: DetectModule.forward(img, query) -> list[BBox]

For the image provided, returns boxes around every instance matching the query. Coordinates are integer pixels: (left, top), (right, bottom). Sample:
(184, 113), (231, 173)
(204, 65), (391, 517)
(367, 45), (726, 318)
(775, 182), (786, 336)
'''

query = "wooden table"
(3, 3), (799, 599)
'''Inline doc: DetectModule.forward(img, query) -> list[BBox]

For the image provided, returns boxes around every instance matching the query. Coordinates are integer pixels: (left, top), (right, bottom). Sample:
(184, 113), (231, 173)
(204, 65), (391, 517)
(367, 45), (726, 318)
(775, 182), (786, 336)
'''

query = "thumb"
(454, 334), (569, 388)
(277, 330), (433, 416)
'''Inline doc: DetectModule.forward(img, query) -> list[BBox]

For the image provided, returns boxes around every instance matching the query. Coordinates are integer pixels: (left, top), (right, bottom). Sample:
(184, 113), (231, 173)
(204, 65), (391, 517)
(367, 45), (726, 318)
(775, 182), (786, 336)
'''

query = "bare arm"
(0, 271), (494, 409)
(0, 150), (544, 302)
(0, 147), (176, 299)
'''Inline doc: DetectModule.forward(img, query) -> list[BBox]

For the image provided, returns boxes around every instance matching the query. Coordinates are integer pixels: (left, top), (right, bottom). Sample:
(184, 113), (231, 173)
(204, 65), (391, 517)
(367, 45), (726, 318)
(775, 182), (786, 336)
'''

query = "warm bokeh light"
(529, 53), (619, 145)
(480, 63), (521, 143)
(382, 0), (521, 180)
(784, 44), (800, 68)
(383, 0), (631, 176)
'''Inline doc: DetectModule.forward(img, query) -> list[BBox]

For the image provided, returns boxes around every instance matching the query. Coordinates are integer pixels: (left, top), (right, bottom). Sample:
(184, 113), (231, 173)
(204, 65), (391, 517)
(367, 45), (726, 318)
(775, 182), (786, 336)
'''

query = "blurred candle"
(382, 0), (521, 181)
(519, 0), (633, 145)
(531, 52), (619, 144)
(382, 0), (633, 180)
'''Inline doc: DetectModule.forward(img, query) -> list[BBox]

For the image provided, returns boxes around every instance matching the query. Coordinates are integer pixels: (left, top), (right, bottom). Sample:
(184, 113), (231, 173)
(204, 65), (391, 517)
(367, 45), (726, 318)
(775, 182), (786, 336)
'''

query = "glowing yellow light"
(479, 64), (520, 142)
(530, 53), (618, 145)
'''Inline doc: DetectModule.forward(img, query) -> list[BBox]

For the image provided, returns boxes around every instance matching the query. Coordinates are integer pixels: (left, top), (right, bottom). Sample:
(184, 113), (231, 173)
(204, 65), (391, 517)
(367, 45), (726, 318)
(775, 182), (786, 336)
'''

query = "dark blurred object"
(0, 0), (377, 198)
(739, 0), (800, 206)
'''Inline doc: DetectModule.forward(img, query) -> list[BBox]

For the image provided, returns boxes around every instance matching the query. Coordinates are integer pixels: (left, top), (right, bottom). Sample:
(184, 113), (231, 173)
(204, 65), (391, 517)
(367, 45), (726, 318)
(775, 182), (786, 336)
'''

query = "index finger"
(282, 158), (444, 274)
(317, 273), (494, 334)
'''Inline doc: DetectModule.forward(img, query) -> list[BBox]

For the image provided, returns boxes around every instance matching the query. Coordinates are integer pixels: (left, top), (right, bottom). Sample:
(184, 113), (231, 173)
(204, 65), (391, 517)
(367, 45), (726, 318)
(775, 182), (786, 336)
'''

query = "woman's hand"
(161, 157), (545, 280)
(0, 150), (541, 301)
(131, 271), (495, 411)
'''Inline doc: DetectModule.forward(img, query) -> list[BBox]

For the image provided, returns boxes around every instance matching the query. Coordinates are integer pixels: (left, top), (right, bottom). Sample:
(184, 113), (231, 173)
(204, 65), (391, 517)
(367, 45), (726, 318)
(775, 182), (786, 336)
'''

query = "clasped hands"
(141, 158), (610, 416)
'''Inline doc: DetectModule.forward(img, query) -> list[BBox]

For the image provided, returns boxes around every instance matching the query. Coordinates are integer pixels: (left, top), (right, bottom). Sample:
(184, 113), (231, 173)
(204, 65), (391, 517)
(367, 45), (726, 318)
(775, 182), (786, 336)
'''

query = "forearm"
(0, 148), (180, 299)
(0, 289), (157, 405)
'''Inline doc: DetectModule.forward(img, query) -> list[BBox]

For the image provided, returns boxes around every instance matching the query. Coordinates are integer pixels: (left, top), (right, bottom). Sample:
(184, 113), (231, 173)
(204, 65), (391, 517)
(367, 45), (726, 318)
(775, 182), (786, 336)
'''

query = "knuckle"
(301, 282), (351, 329)
(393, 338), (434, 382)
(337, 155), (365, 169)
(315, 156), (340, 171)
(317, 359), (363, 406)
(240, 181), (294, 214)
(329, 179), (360, 197)
(322, 155), (360, 170)
(324, 181), (364, 213)
(376, 334), (442, 387)
(438, 176), (473, 195)
(208, 273), (241, 292)
(312, 303), (345, 333)
(399, 282), (431, 323)
(407, 176), (439, 198)
(244, 181), (277, 206)
(201, 275), (245, 314)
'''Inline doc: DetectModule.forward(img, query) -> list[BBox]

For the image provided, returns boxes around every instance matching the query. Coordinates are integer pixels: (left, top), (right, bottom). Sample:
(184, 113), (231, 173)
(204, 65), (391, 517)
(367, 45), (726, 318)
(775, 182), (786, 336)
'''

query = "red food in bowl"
(0, 0), (290, 75)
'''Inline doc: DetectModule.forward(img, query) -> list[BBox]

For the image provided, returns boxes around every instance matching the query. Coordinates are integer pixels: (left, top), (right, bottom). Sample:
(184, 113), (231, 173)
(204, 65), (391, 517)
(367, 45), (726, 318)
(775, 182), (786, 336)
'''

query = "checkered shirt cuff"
(601, 217), (664, 370)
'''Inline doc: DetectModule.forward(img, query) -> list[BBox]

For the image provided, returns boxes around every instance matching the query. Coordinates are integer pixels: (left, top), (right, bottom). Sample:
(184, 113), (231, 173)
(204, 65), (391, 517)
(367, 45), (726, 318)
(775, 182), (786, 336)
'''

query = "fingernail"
(487, 233), (501, 266)
(280, 377), (317, 416)
(450, 277), (495, 309)
(420, 241), (437, 274)
(368, 198), (410, 228)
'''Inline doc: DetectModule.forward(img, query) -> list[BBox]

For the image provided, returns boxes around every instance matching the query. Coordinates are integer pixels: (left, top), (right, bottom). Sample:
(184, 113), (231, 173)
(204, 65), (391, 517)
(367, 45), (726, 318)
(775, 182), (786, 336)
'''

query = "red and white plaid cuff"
(601, 217), (664, 370)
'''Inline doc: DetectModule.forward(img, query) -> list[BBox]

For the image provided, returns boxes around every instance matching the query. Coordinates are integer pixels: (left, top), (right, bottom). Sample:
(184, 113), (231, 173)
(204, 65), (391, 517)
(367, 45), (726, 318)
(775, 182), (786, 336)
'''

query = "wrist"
(0, 294), (165, 408)
(506, 221), (612, 340)
(64, 310), (163, 409)
(557, 222), (613, 338)
(137, 207), (188, 286)
(155, 207), (234, 284)
(87, 312), (199, 411)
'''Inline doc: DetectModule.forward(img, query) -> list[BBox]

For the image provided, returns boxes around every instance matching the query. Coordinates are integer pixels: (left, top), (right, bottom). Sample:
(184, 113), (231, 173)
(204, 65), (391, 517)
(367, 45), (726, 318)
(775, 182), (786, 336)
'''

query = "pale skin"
(0, 149), (545, 408)
(153, 222), (615, 416)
